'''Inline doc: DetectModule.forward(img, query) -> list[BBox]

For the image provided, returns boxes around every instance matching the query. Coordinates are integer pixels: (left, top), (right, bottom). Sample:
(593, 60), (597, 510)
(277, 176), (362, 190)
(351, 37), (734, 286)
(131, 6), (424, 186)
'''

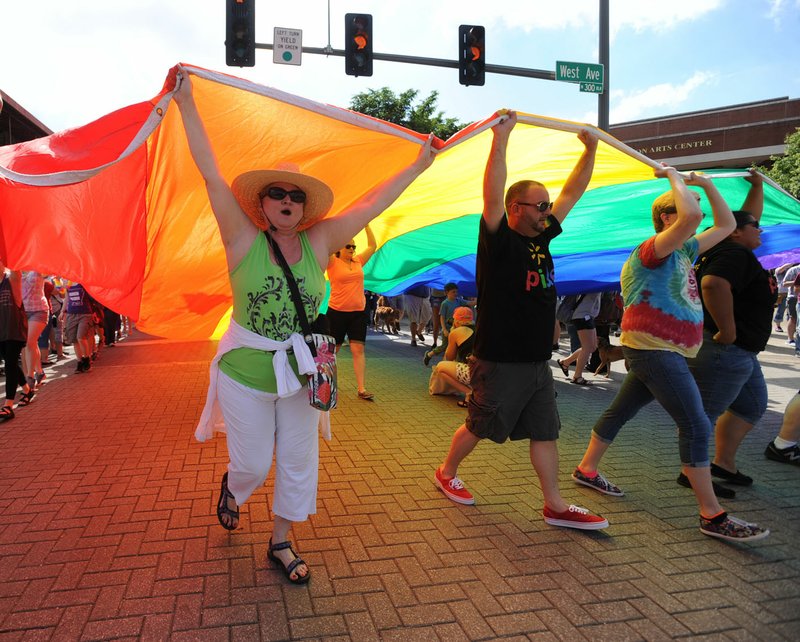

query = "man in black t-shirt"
(433, 110), (609, 530)
(688, 171), (777, 489)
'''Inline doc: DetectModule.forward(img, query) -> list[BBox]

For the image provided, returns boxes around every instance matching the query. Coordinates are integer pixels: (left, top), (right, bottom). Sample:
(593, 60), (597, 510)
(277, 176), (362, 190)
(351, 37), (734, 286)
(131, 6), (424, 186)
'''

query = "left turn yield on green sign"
(274, 27), (302, 65)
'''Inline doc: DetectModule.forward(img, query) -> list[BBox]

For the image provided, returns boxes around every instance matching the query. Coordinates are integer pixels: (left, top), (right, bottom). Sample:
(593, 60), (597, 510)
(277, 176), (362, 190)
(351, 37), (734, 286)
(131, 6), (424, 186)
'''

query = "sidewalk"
(0, 327), (797, 641)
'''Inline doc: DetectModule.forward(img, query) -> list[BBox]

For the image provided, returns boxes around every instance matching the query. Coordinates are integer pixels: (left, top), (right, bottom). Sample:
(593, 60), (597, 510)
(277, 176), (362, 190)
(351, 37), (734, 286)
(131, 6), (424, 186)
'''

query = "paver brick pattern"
(0, 328), (797, 640)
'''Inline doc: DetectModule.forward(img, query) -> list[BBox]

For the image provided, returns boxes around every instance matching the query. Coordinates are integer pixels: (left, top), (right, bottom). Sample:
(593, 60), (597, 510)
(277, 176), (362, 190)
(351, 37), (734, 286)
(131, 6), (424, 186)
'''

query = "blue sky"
(2, 0), (799, 134)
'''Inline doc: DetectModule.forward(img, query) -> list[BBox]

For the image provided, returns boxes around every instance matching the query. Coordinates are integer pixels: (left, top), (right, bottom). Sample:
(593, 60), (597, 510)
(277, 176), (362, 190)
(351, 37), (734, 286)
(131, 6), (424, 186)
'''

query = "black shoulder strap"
(263, 232), (315, 351)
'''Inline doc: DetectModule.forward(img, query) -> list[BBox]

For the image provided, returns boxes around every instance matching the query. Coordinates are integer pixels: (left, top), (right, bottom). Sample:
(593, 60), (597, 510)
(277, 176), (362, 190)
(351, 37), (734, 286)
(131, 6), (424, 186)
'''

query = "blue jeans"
(774, 294), (787, 324)
(688, 337), (767, 426)
(592, 347), (711, 467)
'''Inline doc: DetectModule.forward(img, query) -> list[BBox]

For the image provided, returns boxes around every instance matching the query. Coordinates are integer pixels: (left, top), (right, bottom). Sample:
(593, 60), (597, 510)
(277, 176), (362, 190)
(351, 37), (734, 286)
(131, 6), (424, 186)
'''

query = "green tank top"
(219, 231), (325, 392)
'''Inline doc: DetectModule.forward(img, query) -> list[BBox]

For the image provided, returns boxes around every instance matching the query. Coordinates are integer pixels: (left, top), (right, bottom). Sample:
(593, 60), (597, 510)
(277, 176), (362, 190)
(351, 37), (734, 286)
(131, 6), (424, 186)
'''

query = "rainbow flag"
(2, 64), (798, 339)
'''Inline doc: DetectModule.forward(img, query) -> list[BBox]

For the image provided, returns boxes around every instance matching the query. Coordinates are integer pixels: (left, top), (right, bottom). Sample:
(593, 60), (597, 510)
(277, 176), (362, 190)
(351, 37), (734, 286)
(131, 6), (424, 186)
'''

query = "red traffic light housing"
(458, 25), (485, 86)
(345, 13), (373, 77)
(226, 0), (255, 67)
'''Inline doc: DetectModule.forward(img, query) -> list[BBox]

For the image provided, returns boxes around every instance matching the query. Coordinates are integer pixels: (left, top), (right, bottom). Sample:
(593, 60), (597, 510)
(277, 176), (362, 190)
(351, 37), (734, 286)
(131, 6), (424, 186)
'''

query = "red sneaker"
(543, 504), (608, 530)
(434, 467), (475, 505)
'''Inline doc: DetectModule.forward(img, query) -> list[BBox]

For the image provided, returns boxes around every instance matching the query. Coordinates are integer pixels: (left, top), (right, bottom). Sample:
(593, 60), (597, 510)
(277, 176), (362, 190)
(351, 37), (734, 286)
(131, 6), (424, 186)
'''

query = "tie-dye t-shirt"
(619, 236), (703, 358)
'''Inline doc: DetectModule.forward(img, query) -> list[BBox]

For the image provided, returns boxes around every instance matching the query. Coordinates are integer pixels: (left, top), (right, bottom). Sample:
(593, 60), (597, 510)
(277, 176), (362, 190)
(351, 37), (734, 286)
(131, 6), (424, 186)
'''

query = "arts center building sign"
(638, 138), (715, 156)
(610, 96), (800, 170)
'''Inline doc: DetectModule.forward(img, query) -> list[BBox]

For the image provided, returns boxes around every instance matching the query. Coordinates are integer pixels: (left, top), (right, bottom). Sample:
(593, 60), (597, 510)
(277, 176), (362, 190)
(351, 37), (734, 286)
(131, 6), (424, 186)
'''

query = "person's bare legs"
(530, 440), (569, 512)
(271, 515), (308, 581)
(776, 394), (800, 442)
(432, 305), (442, 348)
(23, 319), (46, 382)
(577, 433), (611, 473)
(410, 321), (420, 345)
(683, 466), (723, 517)
(435, 363), (470, 396)
(441, 424), (481, 478)
(573, 328), (597, 380)
(349, 340), (368, 394)
(713, 411), (753, 473)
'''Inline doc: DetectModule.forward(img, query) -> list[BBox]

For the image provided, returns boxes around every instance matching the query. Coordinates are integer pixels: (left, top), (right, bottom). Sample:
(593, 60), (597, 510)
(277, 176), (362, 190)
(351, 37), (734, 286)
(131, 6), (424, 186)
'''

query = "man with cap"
(174, 68), (434, 583)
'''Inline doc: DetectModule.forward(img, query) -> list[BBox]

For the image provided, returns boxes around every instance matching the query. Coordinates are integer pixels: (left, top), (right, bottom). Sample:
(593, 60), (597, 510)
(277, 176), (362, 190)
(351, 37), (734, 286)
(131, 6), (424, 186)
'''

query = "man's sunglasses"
(344, 244), (356, 250)
(261, 186), (307, 203)
(516, 201), (553, 213)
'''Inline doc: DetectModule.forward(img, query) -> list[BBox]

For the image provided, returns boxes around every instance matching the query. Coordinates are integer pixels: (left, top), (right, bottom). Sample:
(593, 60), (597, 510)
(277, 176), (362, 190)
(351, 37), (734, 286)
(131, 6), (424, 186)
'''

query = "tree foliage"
(349, 87), (465, 140)
(764, 127), (800, 198)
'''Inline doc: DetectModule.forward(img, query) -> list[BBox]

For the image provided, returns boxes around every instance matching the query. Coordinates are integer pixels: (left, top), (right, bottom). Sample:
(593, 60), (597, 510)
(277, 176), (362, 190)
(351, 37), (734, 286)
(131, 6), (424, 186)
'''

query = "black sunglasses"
(261, 186), (307, 203)
(516, 201), (553, 213)
(344, 244), (356, 250)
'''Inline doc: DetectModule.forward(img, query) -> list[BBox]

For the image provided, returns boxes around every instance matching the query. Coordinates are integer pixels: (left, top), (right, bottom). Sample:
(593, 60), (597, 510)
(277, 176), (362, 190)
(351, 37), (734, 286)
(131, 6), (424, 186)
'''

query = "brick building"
(610, 96), (800, 170)
(0, 90), (52, 146)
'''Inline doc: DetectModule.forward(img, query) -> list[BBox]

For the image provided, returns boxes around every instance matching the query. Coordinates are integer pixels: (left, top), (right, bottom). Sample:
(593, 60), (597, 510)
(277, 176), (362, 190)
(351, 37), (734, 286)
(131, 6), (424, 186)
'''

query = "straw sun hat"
(231, 163), (334, 231)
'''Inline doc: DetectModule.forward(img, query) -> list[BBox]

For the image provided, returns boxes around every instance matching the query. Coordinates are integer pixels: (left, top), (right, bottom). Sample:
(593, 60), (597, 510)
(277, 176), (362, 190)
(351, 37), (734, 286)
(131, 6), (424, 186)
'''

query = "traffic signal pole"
(255, 43), (556, 81)
(598, 0), (610, 131)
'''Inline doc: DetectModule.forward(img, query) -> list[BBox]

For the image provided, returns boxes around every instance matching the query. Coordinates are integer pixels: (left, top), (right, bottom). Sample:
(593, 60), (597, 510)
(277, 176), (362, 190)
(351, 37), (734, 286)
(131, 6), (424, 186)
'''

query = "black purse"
(264, 232), (337, 411)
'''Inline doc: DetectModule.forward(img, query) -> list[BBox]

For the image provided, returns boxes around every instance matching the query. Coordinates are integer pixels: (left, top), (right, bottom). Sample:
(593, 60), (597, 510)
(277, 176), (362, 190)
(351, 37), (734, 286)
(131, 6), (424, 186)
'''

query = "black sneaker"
(710, 463), (753, 486)
(677, 473), (736, 499)
(764, 441), (800, 466)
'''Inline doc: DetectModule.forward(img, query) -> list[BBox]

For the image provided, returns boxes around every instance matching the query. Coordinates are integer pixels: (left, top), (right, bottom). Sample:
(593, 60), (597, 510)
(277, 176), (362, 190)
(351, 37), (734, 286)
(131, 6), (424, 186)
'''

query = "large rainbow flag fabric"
(2, 64), (798, 339)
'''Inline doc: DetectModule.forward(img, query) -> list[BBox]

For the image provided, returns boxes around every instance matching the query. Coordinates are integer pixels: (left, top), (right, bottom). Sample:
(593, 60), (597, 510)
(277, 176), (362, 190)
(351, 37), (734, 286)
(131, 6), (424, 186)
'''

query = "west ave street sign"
(555, 60), (604, 86)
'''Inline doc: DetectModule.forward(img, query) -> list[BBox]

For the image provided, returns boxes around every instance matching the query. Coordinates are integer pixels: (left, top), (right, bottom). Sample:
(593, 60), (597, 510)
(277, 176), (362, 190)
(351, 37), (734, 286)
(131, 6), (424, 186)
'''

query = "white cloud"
(610, 71), (717, 123)
(765, 0), (800, 25)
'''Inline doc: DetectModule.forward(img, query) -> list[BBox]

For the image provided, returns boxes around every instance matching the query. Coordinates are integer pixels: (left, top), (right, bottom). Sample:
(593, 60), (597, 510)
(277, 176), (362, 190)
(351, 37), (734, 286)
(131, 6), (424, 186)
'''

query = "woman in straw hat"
(175, 70), (434, 583)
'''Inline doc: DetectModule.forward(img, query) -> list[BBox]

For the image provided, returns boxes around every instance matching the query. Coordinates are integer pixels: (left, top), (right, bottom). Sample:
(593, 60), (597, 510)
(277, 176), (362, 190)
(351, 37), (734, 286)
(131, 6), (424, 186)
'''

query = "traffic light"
(345, 13), (373, 77)
(226, 0), (255, 67)
(458, 25), (485, 86)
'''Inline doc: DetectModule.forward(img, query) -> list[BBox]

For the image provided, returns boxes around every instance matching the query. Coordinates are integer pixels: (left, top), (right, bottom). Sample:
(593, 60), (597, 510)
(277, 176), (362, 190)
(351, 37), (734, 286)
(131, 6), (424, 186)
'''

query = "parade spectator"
(556, 292), (601, 385)
(429, 287), (446, 348)
(365, 291), (379, 330)
(1, 262), (34, 421)
(765, 391), (800, 465)
(434, 111), (608, 530)
(63, 283), (94, 373)
(104, 306), (122, 346)
(688, 173), (775, 492)
(782, 262), (800, 349)
(772, 262), (795, 332)
(176, 69), (433, 583)
(48, 283), (66, 360)
(573, 167), (769, 542)
(403, 284), (432, 347)
(36, 279), (55, 366)
(423, 283), (470, 365)
(428, 306), (475, 406)
(21, 271), (48, 388)
(327, 225), (377, 401)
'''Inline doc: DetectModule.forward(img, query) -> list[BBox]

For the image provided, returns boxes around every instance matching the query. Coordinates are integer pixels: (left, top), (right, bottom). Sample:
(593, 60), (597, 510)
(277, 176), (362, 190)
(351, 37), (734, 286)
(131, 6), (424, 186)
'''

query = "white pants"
(217, 371), (320, 522)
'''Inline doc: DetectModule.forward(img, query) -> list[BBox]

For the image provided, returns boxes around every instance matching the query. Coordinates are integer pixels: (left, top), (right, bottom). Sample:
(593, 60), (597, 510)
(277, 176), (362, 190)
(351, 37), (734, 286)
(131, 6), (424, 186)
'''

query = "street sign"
(555, 60), (604, 85)
(273, 27), (302, 65)
(580, 82), (603, 94)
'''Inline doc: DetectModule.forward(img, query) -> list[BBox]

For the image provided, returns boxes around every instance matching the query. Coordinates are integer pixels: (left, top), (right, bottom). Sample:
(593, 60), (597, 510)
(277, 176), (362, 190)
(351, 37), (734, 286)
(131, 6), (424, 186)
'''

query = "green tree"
(764, 127), (800, 198)
(349, 87), (465, 140)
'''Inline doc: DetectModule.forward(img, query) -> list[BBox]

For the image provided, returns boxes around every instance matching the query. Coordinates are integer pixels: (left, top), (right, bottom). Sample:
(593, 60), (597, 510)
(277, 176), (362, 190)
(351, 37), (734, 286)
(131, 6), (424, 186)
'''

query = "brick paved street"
(1, 326), (798, 641)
